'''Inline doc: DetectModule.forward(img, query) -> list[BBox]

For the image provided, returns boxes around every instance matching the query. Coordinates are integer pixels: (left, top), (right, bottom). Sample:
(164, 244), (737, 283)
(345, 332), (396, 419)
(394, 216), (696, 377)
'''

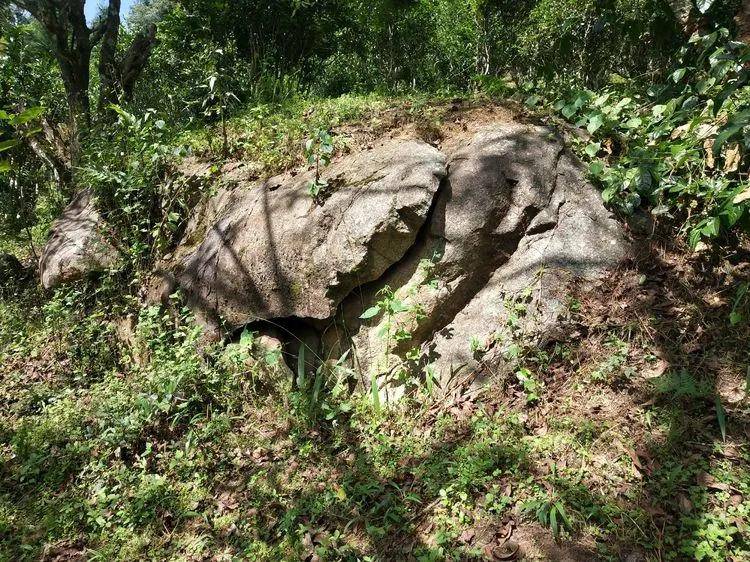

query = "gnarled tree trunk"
(13, 0), (158, 188)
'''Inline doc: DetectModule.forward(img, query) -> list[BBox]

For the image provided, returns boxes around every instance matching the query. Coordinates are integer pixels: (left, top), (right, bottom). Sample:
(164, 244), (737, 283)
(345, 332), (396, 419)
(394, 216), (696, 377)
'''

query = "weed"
(303, 128), (334, 203)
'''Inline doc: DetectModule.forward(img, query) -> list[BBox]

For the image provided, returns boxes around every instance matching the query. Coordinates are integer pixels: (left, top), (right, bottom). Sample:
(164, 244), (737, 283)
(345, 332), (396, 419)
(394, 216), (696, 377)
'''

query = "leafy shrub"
(543, 28), (750, 247)
(80, 106), (202, 270)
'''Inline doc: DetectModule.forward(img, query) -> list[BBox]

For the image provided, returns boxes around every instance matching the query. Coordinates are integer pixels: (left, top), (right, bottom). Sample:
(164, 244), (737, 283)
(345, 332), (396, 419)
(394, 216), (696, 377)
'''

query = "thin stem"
(25, 226), (38, 264)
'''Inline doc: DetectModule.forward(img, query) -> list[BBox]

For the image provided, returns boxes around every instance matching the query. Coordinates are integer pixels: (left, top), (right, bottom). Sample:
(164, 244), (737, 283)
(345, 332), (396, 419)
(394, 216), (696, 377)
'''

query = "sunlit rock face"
(171, 139), (447, 329)
(326, 124), (628, 401)
(39, 190), (120, 290)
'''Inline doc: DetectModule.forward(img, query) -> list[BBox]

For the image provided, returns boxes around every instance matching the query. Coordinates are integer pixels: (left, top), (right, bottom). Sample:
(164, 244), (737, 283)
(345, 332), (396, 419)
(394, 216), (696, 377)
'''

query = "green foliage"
(516, 0), (680, 86)
(303, 128), (334, 201)
(2, 2), (750, 560)
(0, 106), (49, 251)
(541, 28), (750, 247)
(589, 335), (630, 383)
(1, 277), (749, 559)
(200, 58), (240, 158)
(81, 107), (196, 268)
(516, 367), (544, 403)
(523, 496), (573, 537)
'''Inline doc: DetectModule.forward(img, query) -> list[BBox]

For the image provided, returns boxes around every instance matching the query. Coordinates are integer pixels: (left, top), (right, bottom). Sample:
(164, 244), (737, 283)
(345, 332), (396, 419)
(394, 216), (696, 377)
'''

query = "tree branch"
(120, 24), (158, 101)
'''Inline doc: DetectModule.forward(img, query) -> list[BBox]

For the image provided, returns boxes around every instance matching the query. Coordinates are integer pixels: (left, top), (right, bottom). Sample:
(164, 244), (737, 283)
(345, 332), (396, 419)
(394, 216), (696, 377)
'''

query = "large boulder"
(327, 124), (628, 399)
(158, 122), (627, 399)
(39, 190), (121, 289)
(170, 139), (447, 330)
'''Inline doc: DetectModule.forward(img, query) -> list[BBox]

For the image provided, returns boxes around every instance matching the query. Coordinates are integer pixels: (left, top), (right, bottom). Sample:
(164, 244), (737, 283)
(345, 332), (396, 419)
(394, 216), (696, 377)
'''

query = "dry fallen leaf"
(704, 138), (716, 169)
(696, 123), (719, 139)
(724, 143), (742, 172)
(697, 471), (730, 492)
(671, 124), (690, 140)
(733, 185), (750, 205)
(459, 529), (476, 544)
(645, 504), (667, 518)
(491, 540), (520, 560)
(678, 493), (693, 514)
(645, 358), (669, 379)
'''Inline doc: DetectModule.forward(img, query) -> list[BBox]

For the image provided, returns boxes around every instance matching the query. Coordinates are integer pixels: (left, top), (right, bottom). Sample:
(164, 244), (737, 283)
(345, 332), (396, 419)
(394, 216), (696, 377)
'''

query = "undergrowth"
(1, 245), (748, 561)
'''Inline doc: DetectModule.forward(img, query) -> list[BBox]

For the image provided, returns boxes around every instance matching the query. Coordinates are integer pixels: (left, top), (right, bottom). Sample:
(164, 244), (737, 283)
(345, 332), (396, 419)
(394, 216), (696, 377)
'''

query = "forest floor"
(1, 95), (749, 561)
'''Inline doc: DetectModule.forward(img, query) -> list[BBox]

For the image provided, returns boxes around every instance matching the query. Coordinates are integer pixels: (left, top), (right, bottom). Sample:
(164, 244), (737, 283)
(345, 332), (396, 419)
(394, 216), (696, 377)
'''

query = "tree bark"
(120, 25), (158, 101)
(24, 117), (73, 194)
(13, 0), (157, 183)
(736, 0), (750, 44)
(15, 0), (95, 136)
(15, 0), (157, 120)
(98, 0), (123, 111)
(99, 20), (159, 109)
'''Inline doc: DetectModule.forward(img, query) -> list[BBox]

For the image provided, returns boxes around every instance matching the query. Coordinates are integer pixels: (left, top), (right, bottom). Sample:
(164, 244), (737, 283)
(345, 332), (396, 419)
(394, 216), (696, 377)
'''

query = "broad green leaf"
(615, 97), (632, 110)
(689, 226), (704, 248)
(389, 300), (409, 314)
(589, 160), (605, 177)
(312, 371), (323, 405)
(573, 94), (588, 109)
(108, 104), (136, 125)
(713, 110), (750, 155)
(593, 92), (611, 107)
(296, 343), (306, 388)
(585, 142), (600, 158)
(671, 68), (686, 83)
(524, 94), (540, 108)
(696, 0), (715, 14)
(550, 506), (558, 536)
(424, 364), (435, 395)
(371, 376), (380, 412)
(561, 104), (577, 119)
(10, 106), (44, 125)
(601, 186), (617, 202)
(696, 77), (716, 95)
(681, 96), (699, 110)
(722, 204), (743, 227)
(702, 216), (721, 237)
(624, 117), (642, 129)
(556, 502), (572, 529)
(587, 114), (604, 134)
(0, 138), (19, 152)
(0, 159), (11, 172)
(239, 328), (254, 347)
(359, 305), (381, 320)
(713, 124), (742, 156)
(732, 184), (750, 205)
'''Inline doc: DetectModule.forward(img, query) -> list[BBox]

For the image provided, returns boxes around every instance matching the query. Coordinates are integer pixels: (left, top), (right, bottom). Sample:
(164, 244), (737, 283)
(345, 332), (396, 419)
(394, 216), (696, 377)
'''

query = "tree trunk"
(737, 0), (750, 44)
(61, 58), (92, 128)
(24, 117), (73, 195)
(120, 24), (158, 101)
(98, 0), (123, 111)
